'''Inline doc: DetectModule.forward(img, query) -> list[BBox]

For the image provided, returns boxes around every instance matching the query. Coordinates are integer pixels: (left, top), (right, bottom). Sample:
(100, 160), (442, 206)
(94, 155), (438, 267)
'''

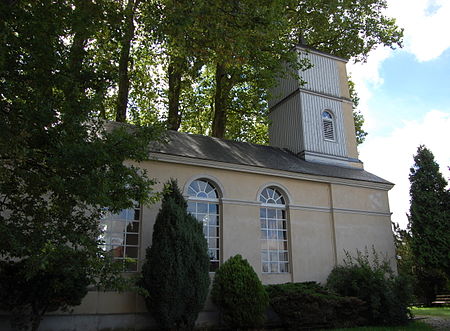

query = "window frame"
(322, 110), (336, 141)
(186, 178), (221, 272)
(99, 205), (141, 272)
(259, 186), (290, 274)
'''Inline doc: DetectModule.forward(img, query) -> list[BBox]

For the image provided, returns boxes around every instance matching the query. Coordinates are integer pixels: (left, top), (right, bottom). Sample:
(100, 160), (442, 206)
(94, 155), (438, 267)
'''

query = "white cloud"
(347, 47), (392, 132)
(386, 0), (450, 61)
(343, 1), (450, 231)
(359, 110), (450, 229)
(347, 0), (450, 131)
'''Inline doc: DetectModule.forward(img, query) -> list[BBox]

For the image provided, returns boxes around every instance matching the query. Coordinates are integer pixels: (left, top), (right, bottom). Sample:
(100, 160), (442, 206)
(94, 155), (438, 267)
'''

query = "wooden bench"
(432, 294), (450, 306)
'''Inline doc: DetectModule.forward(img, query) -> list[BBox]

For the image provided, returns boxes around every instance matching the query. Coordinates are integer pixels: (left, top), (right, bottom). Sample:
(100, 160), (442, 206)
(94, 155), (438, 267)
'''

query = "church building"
(38, 46), (396, 330)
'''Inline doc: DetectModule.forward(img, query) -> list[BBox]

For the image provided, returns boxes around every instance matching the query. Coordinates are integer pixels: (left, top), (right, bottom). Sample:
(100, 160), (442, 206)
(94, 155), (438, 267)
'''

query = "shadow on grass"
(412, 306), (450, 318)
(320, 320), (434, 330)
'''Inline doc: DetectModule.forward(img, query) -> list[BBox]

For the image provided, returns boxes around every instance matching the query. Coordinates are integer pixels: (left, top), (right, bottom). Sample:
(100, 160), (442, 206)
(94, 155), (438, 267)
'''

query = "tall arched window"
(259, 187), (289, 273)
(187, 179), (220, 271)
(322, 110), (335, 140)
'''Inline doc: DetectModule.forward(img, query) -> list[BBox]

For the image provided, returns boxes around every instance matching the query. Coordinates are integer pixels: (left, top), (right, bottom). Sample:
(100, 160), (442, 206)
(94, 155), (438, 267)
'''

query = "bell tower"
(268, 46), (363, 169)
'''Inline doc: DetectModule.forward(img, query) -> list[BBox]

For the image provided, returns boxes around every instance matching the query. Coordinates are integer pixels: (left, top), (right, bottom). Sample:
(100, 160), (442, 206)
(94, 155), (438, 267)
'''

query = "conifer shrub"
(326, 250), (413, 326)
(265, 282), (366, 329)
(211, 254), (269, 328)
(139, 179), (210, 330)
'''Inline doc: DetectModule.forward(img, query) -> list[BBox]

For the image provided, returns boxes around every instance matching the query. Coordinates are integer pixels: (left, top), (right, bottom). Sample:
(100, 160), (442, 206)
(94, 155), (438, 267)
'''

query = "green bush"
(327, 250), (413, 326)
(211, 254), (269, 328)
(139, 179), (210, 329)
(0, 248), (90, 330)
(266, 282), (366, 329)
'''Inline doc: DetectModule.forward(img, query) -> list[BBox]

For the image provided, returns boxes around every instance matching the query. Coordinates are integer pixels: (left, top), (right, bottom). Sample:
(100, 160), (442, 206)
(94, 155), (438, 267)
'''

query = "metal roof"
(149, 131), (393, 186)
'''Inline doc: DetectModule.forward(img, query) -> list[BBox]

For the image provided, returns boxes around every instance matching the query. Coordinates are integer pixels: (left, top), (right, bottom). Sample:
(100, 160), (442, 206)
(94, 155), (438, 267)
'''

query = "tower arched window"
(322, 110), (335, 141)
(187, 179), (220, 271)
(259, 187), (289, 273)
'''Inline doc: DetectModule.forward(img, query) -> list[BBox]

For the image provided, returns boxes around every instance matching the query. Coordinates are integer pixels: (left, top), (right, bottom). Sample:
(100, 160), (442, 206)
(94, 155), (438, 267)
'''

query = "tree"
(348, 78), (368, 145)
(143, 0), (403, 141)
(408, 145), (450, 305)
(0, 1), (159, 329)
(204, 0), (404, 139)
(139, 0), (210, 131)
(292, 0), (404, 62)
(68, 0), (402, 143)
(392, 222), (414, 279)
(140, 180), (210, 329)
(0, 249), (91, 331)
(193, 0), (301, 139)
(116, 0), (141, 122)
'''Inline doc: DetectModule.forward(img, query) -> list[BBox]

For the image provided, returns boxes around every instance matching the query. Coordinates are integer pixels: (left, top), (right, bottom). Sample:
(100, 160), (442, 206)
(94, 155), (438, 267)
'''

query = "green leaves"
(408, 145), (449, 304)
(0, 1), (160, 328)
(293, 0), (403, 62)
(145, 0), (402, 141)
(140, 180), (210, 329)
(211, 254), (269, 328)
(1, 0), (404, 144)
(327, 249), (413, 326)
(348, 78), (368, 145)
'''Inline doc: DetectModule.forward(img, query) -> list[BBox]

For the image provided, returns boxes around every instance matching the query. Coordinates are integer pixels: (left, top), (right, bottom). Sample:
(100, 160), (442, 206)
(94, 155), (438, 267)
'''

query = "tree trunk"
(167, 56), (184, 130)
(116, 0), (138, 123)
(64, 0), (91, 111)
(212, 62), (234, 139)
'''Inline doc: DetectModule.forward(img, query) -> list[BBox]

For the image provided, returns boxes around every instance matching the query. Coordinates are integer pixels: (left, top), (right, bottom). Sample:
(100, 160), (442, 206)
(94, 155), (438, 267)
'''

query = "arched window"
(322, 110), (335, 140)
(259, 187), (289, 273)
(187, 179), (220, 271)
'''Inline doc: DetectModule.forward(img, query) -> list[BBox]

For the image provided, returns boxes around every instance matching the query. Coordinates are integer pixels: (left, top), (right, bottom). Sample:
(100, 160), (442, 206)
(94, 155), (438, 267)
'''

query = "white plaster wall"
(290, 209), (336, 283)
(43, 159), (395, 322)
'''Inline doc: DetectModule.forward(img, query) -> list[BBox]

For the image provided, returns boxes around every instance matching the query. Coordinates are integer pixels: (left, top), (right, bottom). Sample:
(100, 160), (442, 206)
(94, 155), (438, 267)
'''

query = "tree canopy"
(88, 0), (403, 143)
(149, 0), (403, 142)
(0, 1), (159, 329)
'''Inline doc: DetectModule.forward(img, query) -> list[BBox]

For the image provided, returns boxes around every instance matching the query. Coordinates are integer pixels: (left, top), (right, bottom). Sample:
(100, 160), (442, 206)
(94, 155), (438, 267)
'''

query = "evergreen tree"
(408, 145), (450, 305)
(140, 180), (210, 330)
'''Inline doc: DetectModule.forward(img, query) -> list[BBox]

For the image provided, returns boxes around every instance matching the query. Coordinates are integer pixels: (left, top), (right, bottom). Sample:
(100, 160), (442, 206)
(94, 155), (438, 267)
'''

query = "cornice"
(212, 198), (391, 217)
(269, 87), (352, 114)
(332, 208), (392, 217)
(295, 45), (349, 63)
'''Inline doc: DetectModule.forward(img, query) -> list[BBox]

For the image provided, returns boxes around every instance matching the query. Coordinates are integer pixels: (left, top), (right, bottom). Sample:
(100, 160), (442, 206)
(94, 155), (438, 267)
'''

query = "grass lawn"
(412, 306), (450, 318)
(326, 307), (450, 330)
(323, 320), (433, 330)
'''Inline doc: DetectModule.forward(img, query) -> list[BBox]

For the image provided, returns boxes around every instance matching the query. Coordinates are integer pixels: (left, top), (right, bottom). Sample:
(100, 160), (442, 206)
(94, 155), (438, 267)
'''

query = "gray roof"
(150, 131), (392, 185)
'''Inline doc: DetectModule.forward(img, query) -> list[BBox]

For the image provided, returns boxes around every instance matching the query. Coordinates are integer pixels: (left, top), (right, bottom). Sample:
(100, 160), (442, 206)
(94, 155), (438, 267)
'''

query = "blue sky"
(349, 0), (450, 229)
(370, 50), (450, 135)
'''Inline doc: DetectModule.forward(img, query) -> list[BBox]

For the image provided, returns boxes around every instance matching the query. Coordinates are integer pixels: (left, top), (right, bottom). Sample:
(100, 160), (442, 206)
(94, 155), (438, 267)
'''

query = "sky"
(348, 0), (450, 229)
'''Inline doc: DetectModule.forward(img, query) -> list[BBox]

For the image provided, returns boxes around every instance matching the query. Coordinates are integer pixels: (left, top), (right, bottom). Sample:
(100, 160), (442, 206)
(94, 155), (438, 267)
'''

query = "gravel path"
(415, 315), (450, 330)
